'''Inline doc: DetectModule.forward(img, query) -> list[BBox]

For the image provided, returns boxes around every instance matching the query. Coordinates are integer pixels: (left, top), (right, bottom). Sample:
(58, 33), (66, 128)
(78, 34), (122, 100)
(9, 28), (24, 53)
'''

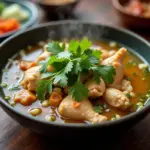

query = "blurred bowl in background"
(112, 0), (150, 29)
(36, 0), (80, 20)
(0, 0), (39, 42)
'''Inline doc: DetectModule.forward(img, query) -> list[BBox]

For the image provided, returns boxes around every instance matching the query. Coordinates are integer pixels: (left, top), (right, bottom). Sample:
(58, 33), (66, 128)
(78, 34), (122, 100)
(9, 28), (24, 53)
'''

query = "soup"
(1, 39), (150, 124)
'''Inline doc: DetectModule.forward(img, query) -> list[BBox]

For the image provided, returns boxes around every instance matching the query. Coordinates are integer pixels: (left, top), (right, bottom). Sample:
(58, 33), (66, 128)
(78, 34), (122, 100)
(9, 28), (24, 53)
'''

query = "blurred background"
(0, 0), (150, 41)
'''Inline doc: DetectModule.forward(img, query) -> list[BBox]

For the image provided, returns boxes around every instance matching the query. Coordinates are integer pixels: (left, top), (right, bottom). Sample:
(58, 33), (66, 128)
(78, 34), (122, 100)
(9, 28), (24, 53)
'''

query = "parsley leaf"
(80, 38), (92, 54)
(94, 105), (104, 114)
(36, 39), (116, 101)
(69, 82), (88, 102)
(36, 80), (52, 100)
(68, 40), (79, 55)
(47, 42), (64, 54)
(57, 51), (72, 59)
(97, 65), (116, 84)
(64, 62), (73, 74)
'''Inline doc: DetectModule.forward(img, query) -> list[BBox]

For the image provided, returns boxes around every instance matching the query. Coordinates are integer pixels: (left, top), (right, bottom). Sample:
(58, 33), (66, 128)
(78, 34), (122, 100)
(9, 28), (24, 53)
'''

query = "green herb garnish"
(126, 93), (131, 99)
(125, 60), (137, 68)
(8, 84), (20, 91)
(36, 38), (116, 101)
(94, 104), (104, 114)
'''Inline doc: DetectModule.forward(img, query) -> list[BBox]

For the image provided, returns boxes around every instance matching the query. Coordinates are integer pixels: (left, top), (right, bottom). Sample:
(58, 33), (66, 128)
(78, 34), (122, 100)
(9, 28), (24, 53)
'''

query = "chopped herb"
(136, 102), (144, 111)
(10, 101), (16, 106)
(142, 68), (149, 77)
(94, 105), (104, 114)
(111, 114), (121, 121)
(0, 83), (8, 88)
(36, 39), (116, 101)
(126, 93), (131, 99)
(132, 72), (138, 77)
(125, 60), (137, 68)
(4, 96), (11, 101)
(8, 84), (20, 91)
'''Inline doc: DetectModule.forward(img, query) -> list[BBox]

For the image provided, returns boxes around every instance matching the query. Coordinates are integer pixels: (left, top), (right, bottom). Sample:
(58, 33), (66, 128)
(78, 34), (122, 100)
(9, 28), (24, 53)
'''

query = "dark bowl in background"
(0, 0), (39, 41)
(112, 0), (150, 29)
(36, 0), (80, 20)
(0, 21), (150, 137)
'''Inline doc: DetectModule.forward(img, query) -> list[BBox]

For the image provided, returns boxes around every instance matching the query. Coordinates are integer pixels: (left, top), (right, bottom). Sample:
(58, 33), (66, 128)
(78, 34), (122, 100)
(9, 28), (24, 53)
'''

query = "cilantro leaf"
(57, 51), (72, 59)
(72, 62), (82, 74)
(41, 72), (55, 79)
(80, 38), (92, 54)
(68, 40), (79, 55)
(98, 65), (116, 84)
(47, 42), (63, 54)
(64, 62), (73, 74)
(94, 105), (104, 114)
(39, 60), (48, 73)
(92, 50), (102, 59)
(69, 82), (88, 102)
(53, 72), (68, 87)
(36, 80), (52, 100)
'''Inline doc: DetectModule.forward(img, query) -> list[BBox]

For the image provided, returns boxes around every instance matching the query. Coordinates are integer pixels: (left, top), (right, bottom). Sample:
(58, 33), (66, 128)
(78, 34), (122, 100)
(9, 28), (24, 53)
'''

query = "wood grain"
(0, 0), (150, 149)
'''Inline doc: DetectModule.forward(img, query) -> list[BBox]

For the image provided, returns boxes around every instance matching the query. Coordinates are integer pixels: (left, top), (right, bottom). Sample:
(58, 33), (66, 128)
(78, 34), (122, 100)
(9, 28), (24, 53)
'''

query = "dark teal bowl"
(0, 21), (149, 137)
(0, 0), (38, 41)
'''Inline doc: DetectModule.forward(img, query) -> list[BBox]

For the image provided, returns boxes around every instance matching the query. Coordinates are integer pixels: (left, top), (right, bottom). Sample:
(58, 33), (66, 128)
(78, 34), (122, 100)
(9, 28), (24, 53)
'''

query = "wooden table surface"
(1, 0), (150, 149)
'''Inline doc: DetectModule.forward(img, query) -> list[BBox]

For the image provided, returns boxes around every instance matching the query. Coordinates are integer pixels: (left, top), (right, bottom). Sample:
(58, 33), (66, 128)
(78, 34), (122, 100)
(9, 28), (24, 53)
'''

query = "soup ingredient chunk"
(29, 108), (42, 116)
(58, 95), (108, 123)
(100, 49), (116, 60)
(102, 48), (127, 89)
(14, 89), (36, 106)
(104, 88), (131, 110)
(21, 66), (41, 91)
(85, 78), (106, 98)
(49, 91), (63, 107)
(121, 79), (133, 92)
(20, 60), (37, 71)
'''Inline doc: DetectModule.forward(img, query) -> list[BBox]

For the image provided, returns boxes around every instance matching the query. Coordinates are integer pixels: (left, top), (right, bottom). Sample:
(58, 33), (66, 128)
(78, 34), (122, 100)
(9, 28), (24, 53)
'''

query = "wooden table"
(1, 0), (150, 149)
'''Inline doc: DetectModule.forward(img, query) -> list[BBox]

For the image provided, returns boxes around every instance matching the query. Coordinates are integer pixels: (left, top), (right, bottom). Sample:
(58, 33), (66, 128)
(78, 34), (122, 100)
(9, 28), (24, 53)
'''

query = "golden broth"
(1, 41), (150, 123)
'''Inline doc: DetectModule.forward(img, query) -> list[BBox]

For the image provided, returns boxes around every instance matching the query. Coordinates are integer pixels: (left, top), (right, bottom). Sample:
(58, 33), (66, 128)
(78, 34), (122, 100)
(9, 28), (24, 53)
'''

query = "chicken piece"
(20, 60), (37, 71)
(37, 51), (51, 62)
(104, 88), (131, 111)
(102, 48), (127, 89)
(14, 89), (36, 106)
(85, 78), (106, 98)
(21, 66), (41, 91)
(58, 95), (107, 123)
(121, 79), (133, 92)
(101, 49), (116, 60)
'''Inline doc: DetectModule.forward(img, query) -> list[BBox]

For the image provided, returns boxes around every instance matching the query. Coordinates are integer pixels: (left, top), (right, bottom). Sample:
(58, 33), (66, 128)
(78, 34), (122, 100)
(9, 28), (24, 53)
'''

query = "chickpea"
(29, 108), (42, 116)
(45, 115), (56, 122)
(42, 100), (49, 107)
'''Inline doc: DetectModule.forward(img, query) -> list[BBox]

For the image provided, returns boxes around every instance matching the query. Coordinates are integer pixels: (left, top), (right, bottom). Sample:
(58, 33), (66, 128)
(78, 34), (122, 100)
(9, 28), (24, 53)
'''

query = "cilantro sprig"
(36, 38), (116, 102)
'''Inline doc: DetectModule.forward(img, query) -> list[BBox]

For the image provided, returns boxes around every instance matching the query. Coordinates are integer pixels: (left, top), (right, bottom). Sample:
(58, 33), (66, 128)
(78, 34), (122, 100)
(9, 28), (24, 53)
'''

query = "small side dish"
(0, 2), (29, 35)
(125, 0), (150, 18)
(42, 0), (75, 5)
(1, 39), (150, 124)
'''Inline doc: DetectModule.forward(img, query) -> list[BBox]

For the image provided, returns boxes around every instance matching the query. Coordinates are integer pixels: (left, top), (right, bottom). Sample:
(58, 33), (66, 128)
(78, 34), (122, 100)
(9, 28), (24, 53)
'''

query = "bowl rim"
(37, 0), (79, 6)
(0, 20), (150, 128)
(0, 0), (39, 39)
(112, 0), (150, 20)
